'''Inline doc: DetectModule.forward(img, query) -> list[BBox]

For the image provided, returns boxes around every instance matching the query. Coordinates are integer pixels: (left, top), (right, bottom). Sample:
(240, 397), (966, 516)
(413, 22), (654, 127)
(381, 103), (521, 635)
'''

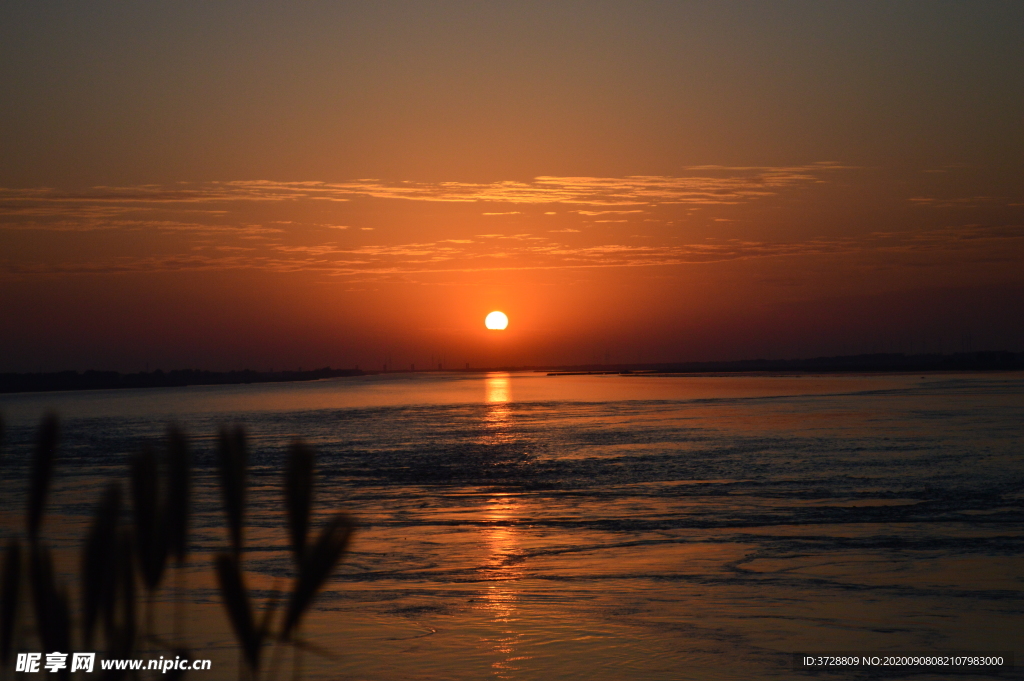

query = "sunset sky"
(2, 1), (1022, 372)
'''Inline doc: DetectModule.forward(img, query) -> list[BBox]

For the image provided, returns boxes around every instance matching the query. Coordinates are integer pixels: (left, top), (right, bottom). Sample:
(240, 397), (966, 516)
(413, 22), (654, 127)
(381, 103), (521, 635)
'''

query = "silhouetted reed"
(165, 427), (191, 565)
(214, 554), (265, 673)
(218, 426), (248, 559)
(281, 515), (353, 642)
(27, 415), (58, 543)
(29, 544), (72, 676)
(285, 443), (314, 565)
(81, 483), (121, 648)
(1, 541), (20, 666)
(131, 448), (168, 597)
(113, 528), (138, 661)
(165, 426), (191, 649)
(1, 414), (355, 680)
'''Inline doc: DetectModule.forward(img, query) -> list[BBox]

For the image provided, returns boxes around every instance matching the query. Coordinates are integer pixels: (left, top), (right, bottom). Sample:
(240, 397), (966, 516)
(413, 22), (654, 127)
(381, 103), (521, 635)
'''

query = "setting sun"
(485, 311), (509, 330)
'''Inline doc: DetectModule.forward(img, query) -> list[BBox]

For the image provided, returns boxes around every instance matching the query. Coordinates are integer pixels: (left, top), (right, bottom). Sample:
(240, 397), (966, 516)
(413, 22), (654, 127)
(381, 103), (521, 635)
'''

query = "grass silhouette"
(0, 415), (354, 680)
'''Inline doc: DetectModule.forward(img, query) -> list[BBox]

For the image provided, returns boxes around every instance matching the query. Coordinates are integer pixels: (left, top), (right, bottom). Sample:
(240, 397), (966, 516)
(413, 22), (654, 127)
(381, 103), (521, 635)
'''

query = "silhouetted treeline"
(543, 351), (1024, 375)
(0, 367), (366, 394)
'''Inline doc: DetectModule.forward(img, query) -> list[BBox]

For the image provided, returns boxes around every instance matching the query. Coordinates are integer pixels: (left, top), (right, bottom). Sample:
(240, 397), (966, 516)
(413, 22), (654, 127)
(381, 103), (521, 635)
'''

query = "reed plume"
(285, 442), (314, 564)
(131, 448), (168, 594)
(165, 425), (191, 564)
(281, 513), (354, 641)
(24, 415), (72, 678)
(218, 426), (247, 557)
(164, 425), (192, 649)
(27, 414), (58, 542)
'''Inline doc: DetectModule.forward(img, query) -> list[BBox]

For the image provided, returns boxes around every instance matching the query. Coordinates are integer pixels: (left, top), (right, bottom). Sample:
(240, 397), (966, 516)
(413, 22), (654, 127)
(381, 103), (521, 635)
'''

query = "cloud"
(576, 209), (645, 215)
(0, 164), (852, 223)
(6, 166), (1018, 284)
(0, 218), (283, 235)
(7, 223), (1019, 279)
(909, 196), (998, 208)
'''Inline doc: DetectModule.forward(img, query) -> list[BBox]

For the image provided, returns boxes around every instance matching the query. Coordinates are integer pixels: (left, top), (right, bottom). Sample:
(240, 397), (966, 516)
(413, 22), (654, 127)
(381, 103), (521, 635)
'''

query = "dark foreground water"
(1, 372), (1022, 679)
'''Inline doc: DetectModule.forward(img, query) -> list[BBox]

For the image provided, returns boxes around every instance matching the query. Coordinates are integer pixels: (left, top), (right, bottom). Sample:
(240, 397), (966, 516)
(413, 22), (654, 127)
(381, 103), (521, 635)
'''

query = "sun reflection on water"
(480, 492), (529, 677)
(484, 372), (511, 404)
(483, 372), (513, 443)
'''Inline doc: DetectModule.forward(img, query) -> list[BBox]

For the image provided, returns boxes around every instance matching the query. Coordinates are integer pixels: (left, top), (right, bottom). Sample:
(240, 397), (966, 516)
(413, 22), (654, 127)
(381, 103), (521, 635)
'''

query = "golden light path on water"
(482, 372), (527, 678)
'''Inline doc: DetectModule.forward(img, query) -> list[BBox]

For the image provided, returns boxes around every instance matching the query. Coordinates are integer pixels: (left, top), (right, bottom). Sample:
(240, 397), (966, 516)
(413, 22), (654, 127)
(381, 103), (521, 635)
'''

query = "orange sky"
(1, 2), (1022, 371)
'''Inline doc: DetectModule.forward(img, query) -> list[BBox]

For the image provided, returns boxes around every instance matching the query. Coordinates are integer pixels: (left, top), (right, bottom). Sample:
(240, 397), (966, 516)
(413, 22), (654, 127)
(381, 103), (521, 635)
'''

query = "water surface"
(2, 372), (1022, 679)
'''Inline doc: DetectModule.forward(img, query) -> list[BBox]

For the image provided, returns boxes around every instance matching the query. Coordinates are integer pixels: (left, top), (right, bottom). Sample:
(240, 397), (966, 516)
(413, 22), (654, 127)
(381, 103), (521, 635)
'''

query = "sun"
(485, 311), (509, 330)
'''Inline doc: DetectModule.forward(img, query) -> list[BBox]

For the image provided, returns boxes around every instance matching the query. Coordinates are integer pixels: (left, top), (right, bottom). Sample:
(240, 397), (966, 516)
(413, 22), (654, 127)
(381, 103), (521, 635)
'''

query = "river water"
(1, 371), (1022, 679)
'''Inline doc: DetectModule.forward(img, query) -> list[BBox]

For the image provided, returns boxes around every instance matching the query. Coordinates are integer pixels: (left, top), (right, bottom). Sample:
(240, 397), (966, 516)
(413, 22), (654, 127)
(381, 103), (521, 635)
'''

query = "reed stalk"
(166, 425), (191, 650)
(0, 540), (20, 668)
(81, 483), (121, 648)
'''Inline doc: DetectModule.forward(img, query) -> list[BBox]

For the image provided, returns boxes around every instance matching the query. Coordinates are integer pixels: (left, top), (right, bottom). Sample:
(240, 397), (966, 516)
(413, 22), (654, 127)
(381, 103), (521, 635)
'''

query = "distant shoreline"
(1, 351), (1022, 395)
(540, 351), (1024, 377)
(0, 367), (367, 395)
